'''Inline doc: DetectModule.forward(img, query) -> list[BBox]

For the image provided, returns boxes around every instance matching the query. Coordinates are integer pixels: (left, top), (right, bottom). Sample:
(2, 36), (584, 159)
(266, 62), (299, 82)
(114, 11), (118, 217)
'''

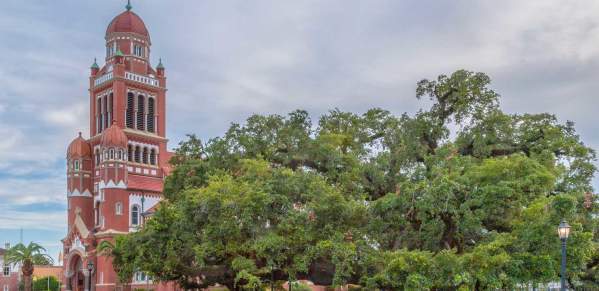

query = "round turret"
(67, 133), (91, 159)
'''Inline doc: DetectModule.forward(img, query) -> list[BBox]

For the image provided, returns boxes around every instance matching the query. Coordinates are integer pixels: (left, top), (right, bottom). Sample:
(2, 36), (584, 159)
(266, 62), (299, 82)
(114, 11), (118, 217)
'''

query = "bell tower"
(63, 2), (173, 291)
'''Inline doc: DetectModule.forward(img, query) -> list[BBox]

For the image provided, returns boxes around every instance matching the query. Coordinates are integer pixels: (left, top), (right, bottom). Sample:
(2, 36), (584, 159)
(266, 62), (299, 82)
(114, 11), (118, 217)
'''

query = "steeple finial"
(91, 58), (99, 69)
(126, 0), (132, 11)
(157, 58), (165, 69)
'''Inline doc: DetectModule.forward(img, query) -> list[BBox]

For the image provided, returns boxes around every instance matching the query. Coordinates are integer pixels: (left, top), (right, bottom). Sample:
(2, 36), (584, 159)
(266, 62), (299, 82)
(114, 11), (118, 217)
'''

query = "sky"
(0, 0), (598, 264)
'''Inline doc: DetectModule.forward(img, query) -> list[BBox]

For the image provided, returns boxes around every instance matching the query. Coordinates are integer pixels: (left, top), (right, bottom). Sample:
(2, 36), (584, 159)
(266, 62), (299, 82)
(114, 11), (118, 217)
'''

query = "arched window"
(131, 205), (140, 226)
(133, 45), (144, 57)
(95, 205), (99, 226)
(74, 160), (80, 171)
(104, 150), (109, 160)
(137, 95), (145, 131)
(103, 95), (109, 129)
(134, 146), (141, 163)
(128, 145), (133, 162)
(95, 149), (100, 165)
(97, 98), (102, 134)
(117, 150), (122, 160)
(107, 42), (116, 57)
(108, 93), (114, 126)
(150, 149), (156, 165)
(126, 92), (135, 128)
(147, 98), (155, 133)
(142, 147), (148, 164)
(109, 149), (114, 160)
(115, 202), (123, 215)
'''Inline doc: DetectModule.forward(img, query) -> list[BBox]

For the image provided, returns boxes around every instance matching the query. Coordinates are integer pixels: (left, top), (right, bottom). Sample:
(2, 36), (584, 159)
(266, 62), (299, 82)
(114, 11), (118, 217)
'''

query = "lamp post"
(557, 220), (571, 291)
(87, 261), (94, 291)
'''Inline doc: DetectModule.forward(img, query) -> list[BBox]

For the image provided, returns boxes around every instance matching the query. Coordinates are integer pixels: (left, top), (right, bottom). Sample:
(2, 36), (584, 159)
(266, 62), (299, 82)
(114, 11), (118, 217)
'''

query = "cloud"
(0, 203), (65, 231)
(0, 175), (65, 206)
(42, 103), (88, 128)
(0, 0), (597, 237)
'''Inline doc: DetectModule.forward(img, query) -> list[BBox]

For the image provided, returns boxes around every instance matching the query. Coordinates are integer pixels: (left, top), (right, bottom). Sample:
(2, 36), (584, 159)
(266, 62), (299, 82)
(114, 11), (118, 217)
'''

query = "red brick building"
(62, 3), (175, 291)
(1, 244), (20, 291)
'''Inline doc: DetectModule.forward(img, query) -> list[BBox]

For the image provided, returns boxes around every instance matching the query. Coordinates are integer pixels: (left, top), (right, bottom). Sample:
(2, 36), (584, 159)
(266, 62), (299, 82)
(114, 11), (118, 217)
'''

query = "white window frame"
(131, 204), (140, 226)
(116, 202), (123, 215)
(133, 271), (151, 284)
(3, 264), (10, 276)
(94, 202), (100, 227)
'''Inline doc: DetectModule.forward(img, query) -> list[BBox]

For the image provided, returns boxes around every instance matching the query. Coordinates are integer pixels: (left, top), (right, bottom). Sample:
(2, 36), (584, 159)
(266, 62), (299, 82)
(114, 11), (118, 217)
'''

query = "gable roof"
(64, 211), (91, 241)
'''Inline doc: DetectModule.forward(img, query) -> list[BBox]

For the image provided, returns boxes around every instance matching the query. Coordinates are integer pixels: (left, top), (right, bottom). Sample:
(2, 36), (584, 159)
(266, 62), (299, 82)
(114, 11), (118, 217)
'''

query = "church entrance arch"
(66, 253), (87, 291)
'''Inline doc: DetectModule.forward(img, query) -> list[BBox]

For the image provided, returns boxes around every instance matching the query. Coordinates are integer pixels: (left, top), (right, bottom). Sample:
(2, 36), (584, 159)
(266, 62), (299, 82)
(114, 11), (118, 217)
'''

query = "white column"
(83, 269), (90, 291)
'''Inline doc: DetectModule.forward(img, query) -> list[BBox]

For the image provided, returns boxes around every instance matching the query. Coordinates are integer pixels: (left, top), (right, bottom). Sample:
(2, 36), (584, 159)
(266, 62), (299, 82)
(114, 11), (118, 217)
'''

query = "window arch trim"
(115, 202), (123, 215)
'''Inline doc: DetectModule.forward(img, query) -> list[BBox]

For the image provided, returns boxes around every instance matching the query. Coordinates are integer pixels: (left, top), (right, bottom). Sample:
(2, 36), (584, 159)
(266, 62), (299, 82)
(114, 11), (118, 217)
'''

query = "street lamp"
(87, 261), (94, 291)
(557, 220), (571, 291)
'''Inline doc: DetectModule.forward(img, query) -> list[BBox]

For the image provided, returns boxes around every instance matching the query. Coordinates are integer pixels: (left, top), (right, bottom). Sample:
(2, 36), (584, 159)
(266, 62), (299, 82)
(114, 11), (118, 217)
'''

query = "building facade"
(1, 244), (21, 291)
(62, 3), (174, 291)
(32, 265), (63, 284)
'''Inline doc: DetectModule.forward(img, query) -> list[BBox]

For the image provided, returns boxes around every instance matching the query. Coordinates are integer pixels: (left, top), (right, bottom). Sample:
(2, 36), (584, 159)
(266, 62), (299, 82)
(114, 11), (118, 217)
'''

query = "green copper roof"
(91, 58), (99, 69)
(157, 58), (164, 69)
(115, 49), (124, 57)
(126, 0), (132, 11)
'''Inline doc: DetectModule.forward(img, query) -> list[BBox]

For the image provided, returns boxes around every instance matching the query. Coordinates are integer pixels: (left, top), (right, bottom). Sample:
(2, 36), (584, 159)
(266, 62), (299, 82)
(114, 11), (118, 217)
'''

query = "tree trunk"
(24, 275), (32, 291)
(22, 262), (34, 291)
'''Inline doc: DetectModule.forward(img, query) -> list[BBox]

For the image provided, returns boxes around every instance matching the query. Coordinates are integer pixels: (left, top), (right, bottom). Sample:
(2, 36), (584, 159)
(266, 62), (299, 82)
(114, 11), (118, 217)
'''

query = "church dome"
(67, 133), (91, 159)
(106, 10), (149, 38)
(101, 122), (128, 148)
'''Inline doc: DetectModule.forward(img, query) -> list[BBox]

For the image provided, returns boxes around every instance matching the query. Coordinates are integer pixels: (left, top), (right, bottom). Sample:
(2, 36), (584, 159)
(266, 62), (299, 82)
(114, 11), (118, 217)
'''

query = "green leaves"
(5, 242), (53, 268)
(32, 276), (60, 291)
(113, 70), (598, 289)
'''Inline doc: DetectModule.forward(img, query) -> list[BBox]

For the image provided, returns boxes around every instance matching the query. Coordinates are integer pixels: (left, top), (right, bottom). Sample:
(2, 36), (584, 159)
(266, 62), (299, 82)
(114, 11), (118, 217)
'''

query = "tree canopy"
(111, 70), (598, 290)
(6, 242), (54, 291)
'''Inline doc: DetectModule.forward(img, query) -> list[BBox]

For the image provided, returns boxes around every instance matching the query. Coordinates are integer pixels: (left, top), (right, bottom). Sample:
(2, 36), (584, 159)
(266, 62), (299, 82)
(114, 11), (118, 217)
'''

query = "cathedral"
(62, 2), (174, 291)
